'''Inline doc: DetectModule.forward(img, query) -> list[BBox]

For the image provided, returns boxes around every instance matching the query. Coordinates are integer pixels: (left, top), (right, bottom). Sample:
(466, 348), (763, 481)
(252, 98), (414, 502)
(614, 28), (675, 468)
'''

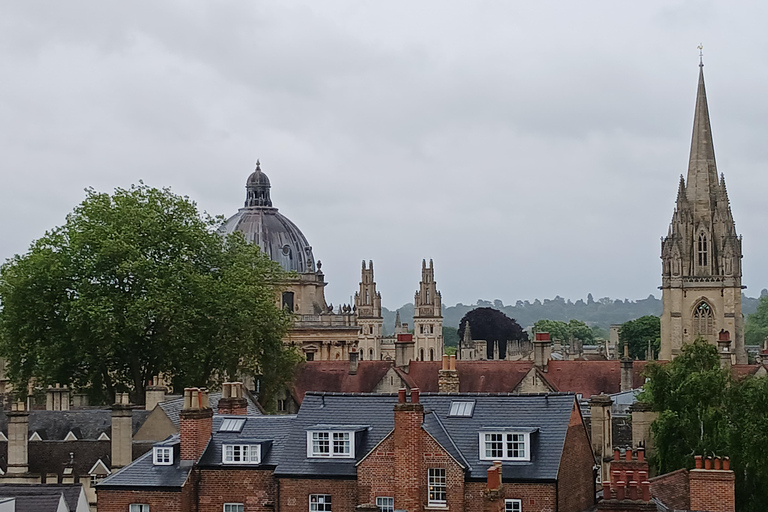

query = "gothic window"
(698, 234), (708, 268)
(430, 348), (435, 361)
(420, 348), (425, 361)
(426, 290), (430, 304)
(369, 349), (374, 360)
(365, 290), (370, 305)
(693, 302), (714, 336)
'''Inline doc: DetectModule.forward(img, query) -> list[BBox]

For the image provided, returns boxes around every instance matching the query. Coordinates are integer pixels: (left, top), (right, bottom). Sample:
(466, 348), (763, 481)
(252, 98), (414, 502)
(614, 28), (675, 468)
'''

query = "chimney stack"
(533, 332), (551, 371)
(349, 349), (359, 375)
(218, 382), (248, 415)
(589, 394), (613, 484)
(438, 355), (459, 393)
(394, 388), (424, 512)
(145, 375), (168, 411)
(180, 387), (213, 461)
(111, 392), (133, 469)
(689, 453), (735, 512)
(620, 344), (633, 392)
(395, 333), (415, 370)
(46, 384), (70, 411)
(6, 401), (30, 476)
(718, 330), (733, 371)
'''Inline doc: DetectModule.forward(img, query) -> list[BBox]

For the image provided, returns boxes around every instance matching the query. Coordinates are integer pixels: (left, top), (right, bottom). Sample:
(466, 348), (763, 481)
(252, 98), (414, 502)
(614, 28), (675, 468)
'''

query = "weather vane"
(698, 43), (704, 66)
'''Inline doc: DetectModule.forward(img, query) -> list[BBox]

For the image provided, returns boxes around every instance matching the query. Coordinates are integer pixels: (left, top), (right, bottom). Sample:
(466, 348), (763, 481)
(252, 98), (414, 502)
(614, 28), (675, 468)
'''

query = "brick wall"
(557, 404), (597, 512)
(280, 478), (358, 512)
(464, 482), (556, 512)
(97, 489), (187, 512)
(649, 468), (689, 511)
(198, 468), (277, 512)
(689, 469), (735, 512)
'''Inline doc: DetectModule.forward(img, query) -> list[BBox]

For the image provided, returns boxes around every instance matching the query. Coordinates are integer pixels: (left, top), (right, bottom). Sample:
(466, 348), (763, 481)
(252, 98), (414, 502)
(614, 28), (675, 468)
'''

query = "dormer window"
(479, 431), (531, 461)
(223, 444), (261, 464)
(307, 431), (354, 458)
(153, 447), (173, 465)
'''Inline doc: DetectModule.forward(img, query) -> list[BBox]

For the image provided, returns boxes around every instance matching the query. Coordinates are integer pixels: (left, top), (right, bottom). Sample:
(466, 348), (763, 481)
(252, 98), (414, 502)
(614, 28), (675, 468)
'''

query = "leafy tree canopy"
(457, 307), (527, 359)
(0, 184), (300, 407)
(745, 295), (768, 347)
(442, 326), (459, 347)
(618, 315), (660, 360)
(532, 319), (595, 344)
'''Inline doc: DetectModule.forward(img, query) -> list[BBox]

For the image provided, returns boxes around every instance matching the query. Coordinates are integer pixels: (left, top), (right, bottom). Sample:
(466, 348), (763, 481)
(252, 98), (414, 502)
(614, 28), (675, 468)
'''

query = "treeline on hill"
(383, 291), (766, 335)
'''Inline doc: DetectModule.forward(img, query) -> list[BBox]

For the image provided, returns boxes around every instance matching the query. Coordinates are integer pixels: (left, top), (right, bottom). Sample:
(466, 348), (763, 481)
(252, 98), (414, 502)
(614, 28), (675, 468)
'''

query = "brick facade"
(96, 489), (191, 512)
(689, 469), (735, 512)
(279, 478), (358, 512)
(464, 482), (556, 512)
(198, 469), (277, 512)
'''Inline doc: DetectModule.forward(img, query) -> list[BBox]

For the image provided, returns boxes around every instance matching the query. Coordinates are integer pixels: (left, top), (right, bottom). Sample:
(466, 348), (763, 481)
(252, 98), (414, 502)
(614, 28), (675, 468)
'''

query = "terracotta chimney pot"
(410, 388), (420, 403)
(723, 457), (730, 470)
(637, 447), (645, 462)
(615, 482), (626, 501)
(641, 481), (651, 502)
(714, 456), (721, 470)
(398, 388), (406, 403)
(694, 455), (703, 469)
(625, 448), (632, 461)
(614, 448), (621, 461)
(705, 456), (712, 470)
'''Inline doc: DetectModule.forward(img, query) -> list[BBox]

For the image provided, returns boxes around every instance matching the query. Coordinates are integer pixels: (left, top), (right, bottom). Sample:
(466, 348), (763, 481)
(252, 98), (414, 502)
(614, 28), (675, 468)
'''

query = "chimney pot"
(615, 482), (626, 501)
(612, 470), (620, 485)
(614, 448), (621, 461)
(637, 447), (645, 462)
(625, 448), (633, 461)
(410, 388), (420, 403)
(641, 481), (651, 502)
(398, 388), (406, 403)
(442, 354), (449, 371)
(705, 456), (712, 470)
(535, 332), (550, 341)
(629, 481), (638, 500)
(449, 354), (456, 371)
(714, 456), (721, 470)
(695, 455), (703, 469)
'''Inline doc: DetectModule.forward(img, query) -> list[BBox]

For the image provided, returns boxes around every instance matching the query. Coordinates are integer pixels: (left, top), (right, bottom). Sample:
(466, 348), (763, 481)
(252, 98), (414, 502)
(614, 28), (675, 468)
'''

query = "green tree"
(642, 338), (730, 474)
(745, 295), (768, 347)
(533, 319), (570, 343)
(0, 184), (298, 406)
(618, 315), (660, 359)
(442, 326), (459, 347)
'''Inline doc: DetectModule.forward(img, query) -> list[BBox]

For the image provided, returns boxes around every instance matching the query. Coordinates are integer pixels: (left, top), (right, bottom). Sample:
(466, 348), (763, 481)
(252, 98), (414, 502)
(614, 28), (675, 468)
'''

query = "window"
(430, 348), (435, 361)
(309, 494), (332, 512)
(224, 505), (244, 512)
(219, 418), (246, 432)
(223, 444), (261, 464)
(130, 505), (150, 512)
(480, 432), (530, 461)
(153, 447), (172, 465)
(428, 468), (447, 506)
(698, 234), (708, 267)
(449, 401), (475, 417)
(278, 399), (287, 412)
(504, 499), (521, 512)
(306, 352), (315, 361)
(694, 302), (714, 336)
(282, 291), (295, 312)
(308, 431), (353, 458)
(376, 497), (394, 512)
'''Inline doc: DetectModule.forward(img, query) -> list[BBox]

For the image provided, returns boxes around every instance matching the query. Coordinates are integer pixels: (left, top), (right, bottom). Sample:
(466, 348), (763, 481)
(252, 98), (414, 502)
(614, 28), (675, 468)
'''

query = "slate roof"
(0, 409), (151, 440)
(97, 435), (192, 490)
(158, 392), (261, 427)
(274, 392), (579, 482)
(0, 484), (85, 512)
(198, 414), (296, 468)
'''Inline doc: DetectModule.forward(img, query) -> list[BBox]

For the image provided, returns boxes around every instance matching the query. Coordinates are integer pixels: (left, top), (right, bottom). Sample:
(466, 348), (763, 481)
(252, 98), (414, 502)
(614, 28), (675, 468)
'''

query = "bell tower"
(413, 259), (443, 361)
(355, 260), (383, 361)
(660, 61), (746, 363)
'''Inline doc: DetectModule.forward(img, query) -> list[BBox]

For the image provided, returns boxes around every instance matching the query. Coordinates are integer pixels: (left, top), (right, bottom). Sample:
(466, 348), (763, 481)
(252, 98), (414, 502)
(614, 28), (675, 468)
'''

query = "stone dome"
(219, 163), (316, 274)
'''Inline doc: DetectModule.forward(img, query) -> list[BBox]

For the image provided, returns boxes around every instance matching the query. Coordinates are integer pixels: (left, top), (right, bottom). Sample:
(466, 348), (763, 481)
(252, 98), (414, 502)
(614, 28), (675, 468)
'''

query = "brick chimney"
(718, 330), (733, 371)
(180, 387), (213, 461)
(438, 355), (459, 393)
(599, 448), (655, 512)
(533, 332), (551, 371)
(589, 394), (613, 484)
(46, 384), (70, 411)
(689, 454), (735, 512)
(349, 349), (360, 375)
(111, 392), (133, 469)
(395, 333), (415, 369)
(394, 388), (424, 512)
(145, 375), (168, 411)
(484, 461), (504, 512)
(218, 382), (248, 415)
(620, 344), (633, 392)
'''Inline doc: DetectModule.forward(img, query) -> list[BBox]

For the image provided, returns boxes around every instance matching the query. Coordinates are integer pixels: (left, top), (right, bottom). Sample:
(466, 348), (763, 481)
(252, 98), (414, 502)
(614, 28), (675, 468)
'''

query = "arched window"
(698, 234), (708, 268)
(365, 290), (370, 305)
(426, 290), (430, 304)
(420, 348), (425, 361)
(369, 348), (374, 360)
(430, 348), (435, 361)
(693, 302), (714, 335)
(370, 325), (374, 335)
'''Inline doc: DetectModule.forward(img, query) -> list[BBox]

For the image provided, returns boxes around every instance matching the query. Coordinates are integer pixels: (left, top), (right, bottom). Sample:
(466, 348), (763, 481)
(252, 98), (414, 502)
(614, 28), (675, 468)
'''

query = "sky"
(2, 1), (768, 309)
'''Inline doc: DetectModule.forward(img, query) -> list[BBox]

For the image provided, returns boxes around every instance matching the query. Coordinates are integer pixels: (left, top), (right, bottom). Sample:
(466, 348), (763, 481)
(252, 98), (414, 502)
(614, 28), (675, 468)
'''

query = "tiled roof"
(290, 361), (393, 402)
(198, 414), (296, 468)
(158, 392), (261, 427)
(407, 361), (534, 393)
(0, 484), (86, 512)
(0, 409), (151, 440)
(97, 435), (192, 489)
(544, 360), (650, 397)
(274, 392), (578, 482)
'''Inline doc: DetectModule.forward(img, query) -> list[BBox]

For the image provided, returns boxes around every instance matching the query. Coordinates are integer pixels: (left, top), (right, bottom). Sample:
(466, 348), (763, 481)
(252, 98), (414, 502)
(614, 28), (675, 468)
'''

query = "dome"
(220, 163), (316, 274)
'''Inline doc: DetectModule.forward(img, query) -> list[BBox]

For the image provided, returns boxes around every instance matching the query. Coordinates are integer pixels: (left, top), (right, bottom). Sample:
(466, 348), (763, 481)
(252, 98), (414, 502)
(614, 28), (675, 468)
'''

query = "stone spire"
(462, 321), (472, 348)
(685, 65), (719, 217)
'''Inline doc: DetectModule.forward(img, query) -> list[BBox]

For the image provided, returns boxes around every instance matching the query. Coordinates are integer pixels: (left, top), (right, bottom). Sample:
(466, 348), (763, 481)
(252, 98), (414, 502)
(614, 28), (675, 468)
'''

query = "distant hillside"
(382, 291), (766, 334)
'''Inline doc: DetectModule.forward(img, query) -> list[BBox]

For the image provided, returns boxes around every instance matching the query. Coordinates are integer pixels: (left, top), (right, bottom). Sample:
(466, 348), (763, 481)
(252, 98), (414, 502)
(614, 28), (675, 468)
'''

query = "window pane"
(504, 500), (521, 512)
(224, 505), (244, 512)
(506, 434), (526, 459)
(333, 432), (350, 455)
(376, 497), (394, 512)
(485, 433), (504, 458)
(310, 495), (332, 512)
(313, 432), (330, 455)
(428, 468), (447, 504)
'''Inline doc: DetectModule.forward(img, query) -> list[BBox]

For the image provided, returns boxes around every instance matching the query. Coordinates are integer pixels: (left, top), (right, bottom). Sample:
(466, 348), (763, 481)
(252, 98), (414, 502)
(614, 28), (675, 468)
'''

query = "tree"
(618, 315), (660, 359)
(745, 295), (768, 347)
(442, 326), (459, 347)
(0, 184), (298, 406)
(642, 338), (730, 474)
(457, 307), (527, 359)
(532, 319), (594, 344)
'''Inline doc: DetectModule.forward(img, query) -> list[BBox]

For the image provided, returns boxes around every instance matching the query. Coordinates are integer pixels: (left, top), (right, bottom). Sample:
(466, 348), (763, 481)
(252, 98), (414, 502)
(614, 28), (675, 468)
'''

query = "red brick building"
(98, 385), (596, 512)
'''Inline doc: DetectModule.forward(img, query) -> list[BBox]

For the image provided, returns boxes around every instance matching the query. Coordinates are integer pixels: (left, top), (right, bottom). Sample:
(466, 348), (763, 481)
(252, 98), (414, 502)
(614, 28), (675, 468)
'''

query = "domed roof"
(219, 162), (316, 274)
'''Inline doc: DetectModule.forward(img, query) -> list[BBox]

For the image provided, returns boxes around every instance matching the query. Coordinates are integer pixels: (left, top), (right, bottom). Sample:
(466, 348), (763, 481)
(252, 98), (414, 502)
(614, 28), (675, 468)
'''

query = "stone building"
(660, 63), (747, 363)
(412, 259), (443, 362)
(354, 260), (383, 362)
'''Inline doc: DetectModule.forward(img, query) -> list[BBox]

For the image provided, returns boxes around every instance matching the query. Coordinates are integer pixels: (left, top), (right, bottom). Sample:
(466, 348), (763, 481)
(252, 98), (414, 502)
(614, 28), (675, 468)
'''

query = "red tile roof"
(406, 361), (534, 393)
(290, 360), (393, 402)
(544, 360), (651, 397)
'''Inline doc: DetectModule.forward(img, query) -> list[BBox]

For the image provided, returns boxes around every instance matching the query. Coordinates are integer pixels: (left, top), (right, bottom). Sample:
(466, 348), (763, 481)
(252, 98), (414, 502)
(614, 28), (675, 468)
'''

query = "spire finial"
(698, 43), (704, 67)
(256, 159), (261, 171)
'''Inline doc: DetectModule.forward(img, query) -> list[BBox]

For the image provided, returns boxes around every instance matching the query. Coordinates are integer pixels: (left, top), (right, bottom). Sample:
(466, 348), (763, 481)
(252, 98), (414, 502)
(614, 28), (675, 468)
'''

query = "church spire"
(685, 63), (719, 211)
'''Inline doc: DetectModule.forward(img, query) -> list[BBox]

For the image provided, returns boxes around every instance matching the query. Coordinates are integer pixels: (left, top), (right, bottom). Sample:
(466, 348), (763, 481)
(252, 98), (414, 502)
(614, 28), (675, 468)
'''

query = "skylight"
(219, 418), (246, 432)
(448, 401), (475, 417)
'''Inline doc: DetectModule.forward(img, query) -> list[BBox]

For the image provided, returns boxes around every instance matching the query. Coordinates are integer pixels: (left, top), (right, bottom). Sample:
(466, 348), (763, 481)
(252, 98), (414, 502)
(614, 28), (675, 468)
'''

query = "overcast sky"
(2, 1), (768, 309)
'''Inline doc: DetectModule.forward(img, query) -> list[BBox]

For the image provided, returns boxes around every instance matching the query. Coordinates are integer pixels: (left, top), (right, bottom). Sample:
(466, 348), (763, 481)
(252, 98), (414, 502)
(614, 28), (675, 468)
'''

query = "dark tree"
(457, 307), (528, 359)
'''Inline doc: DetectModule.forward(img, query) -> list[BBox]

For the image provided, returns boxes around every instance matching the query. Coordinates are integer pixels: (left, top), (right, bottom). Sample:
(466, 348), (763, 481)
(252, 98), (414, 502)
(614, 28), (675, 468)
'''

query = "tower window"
(365, 290), (370, 305)
(693, 302), (714, 336)
(430, 348), (435, 361)
(698, 234), (708, 268)
(420, 349), (425, 361)
(282, 292), (294, 312)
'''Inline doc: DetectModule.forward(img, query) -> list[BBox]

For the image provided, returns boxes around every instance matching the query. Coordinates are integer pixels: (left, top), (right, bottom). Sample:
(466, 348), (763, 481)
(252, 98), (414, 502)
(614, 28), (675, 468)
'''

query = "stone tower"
(355, 260), (383, 360)
(413, 259), (443, 361)
(660, 62), (746, 363)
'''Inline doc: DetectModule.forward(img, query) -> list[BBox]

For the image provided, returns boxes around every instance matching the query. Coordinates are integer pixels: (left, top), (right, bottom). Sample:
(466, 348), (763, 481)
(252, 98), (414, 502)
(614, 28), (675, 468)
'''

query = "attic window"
(153, 446), (173, 465)
(223, 444), (261, 464)
(307, 431), (354, 458)
(219, 418), (246, 432)
(449, 401), (475, 417)
(479, 432), (530, 461)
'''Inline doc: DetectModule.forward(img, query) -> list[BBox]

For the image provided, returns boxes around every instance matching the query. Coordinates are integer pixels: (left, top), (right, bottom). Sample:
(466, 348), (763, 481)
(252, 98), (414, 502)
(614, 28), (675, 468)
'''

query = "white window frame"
(222, 444), (261, 464)
(152, 446), (173, 465)
(504, 499), (522, 512)
(223, 504), (244, 512)
(479, 432), (530, 461)
(130, 505), (150, 512)
(376, 496), (394, 512)
(306, 431), (354, 458)
(427, 468), (447, 506)
(309, 494), (332, 512)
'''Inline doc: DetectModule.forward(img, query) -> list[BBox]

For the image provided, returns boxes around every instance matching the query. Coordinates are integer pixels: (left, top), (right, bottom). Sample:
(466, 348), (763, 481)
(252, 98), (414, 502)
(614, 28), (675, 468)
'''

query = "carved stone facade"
(660, 64), (746, 363)
(413, 259), (444, 362)
(355, 260), (384, 361)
